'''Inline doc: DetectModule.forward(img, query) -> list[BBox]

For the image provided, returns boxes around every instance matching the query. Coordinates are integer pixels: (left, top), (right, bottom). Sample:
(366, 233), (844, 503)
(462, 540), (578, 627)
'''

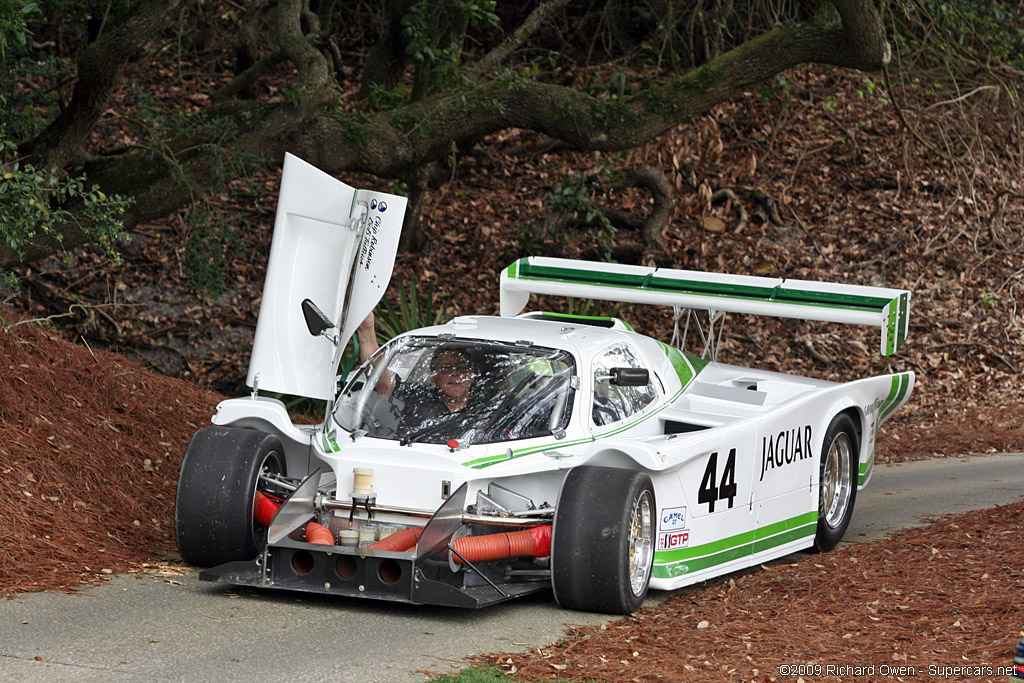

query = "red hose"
(369, 526), (423, 551)
(451, 526), (552, 564)
(254, 490), (281, 528)
(305, 522), (334, 545)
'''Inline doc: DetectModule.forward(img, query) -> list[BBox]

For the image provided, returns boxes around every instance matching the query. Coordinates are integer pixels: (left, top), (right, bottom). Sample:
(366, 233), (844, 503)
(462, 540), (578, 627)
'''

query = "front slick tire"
(551, 466), (655, 615)
(813, 413), (859, 553)
(175, 426), (285, 567)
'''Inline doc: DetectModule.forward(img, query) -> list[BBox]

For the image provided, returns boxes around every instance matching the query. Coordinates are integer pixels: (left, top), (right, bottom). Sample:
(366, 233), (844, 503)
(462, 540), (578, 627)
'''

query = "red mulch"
(478, 499), (1024, 682)
(0, 315), (219, 593)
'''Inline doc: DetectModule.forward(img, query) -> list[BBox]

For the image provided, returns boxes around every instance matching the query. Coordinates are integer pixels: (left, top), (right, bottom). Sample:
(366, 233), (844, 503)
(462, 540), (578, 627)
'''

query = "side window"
(591, 344), (658, 426)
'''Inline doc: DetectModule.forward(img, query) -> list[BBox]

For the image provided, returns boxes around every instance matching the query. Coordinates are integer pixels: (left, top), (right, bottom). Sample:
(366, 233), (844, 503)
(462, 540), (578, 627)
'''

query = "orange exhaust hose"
(254, 490), (281, 528)
(369, 526), (424, 552)
(451, 525), (552, 565)
(304, 521), (335, 545)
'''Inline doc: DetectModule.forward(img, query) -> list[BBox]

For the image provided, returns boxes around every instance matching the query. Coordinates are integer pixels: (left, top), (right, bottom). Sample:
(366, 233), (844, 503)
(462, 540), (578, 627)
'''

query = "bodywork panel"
(189, 155), (916, 611)
(246, 153), (407, 400)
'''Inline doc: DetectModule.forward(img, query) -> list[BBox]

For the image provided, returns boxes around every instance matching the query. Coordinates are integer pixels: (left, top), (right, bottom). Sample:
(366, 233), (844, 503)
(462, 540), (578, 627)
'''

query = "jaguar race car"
(174, 154), (915, 614)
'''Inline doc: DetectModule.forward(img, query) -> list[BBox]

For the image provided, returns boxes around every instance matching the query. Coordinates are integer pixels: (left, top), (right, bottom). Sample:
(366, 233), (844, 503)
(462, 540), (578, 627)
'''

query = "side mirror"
(301, 299), (335, 337)
(609, 367), (649, 387)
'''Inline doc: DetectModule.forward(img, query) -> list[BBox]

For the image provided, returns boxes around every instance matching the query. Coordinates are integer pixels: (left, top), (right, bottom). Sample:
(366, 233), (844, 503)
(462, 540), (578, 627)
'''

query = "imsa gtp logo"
(657, 530), (690, 551)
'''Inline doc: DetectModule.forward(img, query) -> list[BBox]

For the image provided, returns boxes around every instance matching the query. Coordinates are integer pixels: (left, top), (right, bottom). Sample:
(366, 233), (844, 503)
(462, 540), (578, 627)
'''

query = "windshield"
(334, 337), (576, 445)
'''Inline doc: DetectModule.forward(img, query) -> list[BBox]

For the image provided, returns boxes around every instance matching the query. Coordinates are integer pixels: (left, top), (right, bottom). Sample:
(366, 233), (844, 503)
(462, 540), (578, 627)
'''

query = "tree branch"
(468, 0), (570, 78)
(19, 0), (182, 169)
(3, 0), (901, 269)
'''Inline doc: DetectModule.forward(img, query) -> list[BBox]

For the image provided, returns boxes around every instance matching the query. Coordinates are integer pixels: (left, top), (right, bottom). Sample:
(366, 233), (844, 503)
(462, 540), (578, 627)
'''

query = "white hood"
(246, 153), (407, 400)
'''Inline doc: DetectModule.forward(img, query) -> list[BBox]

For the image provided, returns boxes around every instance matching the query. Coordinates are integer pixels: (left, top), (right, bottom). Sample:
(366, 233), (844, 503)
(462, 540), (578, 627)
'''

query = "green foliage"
(181, 212), (245, 297)
(516, 165), (626, 260)
(584, 0), (806, 70)
(121, 90), (268, 292)
(515, 219), (567, 256)
(0, 139), (132, 298)
(373, 275), (445, 343)
(0, 1), (71, 146)
(260, 390), (326, 421)
(34, 0), (132, 39)
(430, 666), (600, 683)
(0, 140), (133, 262)
(341, 115), (371, 149)
(545, 175), (617, 261)
(1, 1), (134, 298)
(0, 0), (36, 58)
(759, 75), (792, 103)
(389, 179), (409, 196)
(688, 61), (724, 93)
(0, 267), (18, 302)
(895, 0), (1024, 71)
(2, 54), (73, 141)
(401, 0), (499, 92)
(429, 666), (508, 683)
(855, 76), (889, 106)
(368, 83), (410, 111)
(565, 296), (624, 319)
(125, 88), (266, 195)
(280, 83), (302, 108)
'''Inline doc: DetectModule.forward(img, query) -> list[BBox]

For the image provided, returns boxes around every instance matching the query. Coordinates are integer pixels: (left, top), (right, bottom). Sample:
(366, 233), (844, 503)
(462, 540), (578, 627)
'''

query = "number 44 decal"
(698, 448), (737, 512)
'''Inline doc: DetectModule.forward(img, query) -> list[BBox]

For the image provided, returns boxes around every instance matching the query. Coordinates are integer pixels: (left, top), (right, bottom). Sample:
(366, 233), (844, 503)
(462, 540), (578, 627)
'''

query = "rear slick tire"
(813, 413), (859, 553)
(175, 426), (285, 567)
(551, 466), (655, 614)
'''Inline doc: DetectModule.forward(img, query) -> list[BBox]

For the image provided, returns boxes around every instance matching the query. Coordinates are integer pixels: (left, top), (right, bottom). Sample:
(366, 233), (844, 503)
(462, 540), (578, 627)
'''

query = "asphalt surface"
(2, 452), (1023, 682)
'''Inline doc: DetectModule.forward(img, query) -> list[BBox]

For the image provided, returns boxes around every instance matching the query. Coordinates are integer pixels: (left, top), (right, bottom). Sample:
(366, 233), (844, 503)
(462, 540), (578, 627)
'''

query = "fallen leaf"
(702, 216), (726, 232)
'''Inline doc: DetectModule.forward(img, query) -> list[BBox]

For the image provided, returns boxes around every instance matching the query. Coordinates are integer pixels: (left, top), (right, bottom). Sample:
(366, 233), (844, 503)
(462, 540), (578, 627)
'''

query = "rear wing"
(499, 257), (911, 356)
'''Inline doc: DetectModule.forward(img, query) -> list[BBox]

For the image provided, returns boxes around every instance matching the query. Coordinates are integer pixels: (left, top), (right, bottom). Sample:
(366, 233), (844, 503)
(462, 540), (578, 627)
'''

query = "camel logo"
(660, 506), (687, 530)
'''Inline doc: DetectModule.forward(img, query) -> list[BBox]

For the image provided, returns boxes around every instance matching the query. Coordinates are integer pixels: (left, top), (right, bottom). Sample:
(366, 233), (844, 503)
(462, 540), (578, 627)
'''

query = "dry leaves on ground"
(479, 498), (1024, 683)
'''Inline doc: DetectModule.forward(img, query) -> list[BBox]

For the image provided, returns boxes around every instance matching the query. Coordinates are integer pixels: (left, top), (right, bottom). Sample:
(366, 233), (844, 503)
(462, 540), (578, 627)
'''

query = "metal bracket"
(672, 307), (727, 362)
(448, 544), (509, 599)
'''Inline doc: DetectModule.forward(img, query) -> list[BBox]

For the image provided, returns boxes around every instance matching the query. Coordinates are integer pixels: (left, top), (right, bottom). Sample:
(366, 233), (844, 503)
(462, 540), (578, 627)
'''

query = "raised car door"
(246, 153), (407, 401)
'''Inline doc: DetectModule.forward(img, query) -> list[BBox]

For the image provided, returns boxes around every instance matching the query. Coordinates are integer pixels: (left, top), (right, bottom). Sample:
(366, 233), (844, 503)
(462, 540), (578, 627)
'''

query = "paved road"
(3, 453), (1022, 682)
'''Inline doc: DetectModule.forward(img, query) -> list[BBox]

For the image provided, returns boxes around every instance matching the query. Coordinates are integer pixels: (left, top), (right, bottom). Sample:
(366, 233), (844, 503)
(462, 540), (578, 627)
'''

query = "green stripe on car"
(652, 512), (818, 579)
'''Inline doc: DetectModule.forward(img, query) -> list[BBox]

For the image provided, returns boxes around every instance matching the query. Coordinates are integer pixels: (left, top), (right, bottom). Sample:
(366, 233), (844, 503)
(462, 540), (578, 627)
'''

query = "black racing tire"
(813, 413), (859, 553)
(551, 465), (656, 614)
(175, 426), (286, 567)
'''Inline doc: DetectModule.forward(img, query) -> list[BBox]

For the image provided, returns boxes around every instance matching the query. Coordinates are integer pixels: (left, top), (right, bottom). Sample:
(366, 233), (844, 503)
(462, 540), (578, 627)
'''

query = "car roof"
(395, 315), (691, 392)
(397, 315), (643, 358)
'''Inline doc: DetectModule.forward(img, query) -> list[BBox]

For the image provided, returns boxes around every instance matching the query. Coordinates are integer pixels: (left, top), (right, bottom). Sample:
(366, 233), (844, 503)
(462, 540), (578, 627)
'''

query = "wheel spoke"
(628, 491), (654, 595)
(822, 433), (852, 528)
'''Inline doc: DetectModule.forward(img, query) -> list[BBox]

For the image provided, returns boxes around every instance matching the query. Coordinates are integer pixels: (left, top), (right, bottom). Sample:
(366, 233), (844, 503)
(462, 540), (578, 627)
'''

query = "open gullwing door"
(246, 153), (407, 400)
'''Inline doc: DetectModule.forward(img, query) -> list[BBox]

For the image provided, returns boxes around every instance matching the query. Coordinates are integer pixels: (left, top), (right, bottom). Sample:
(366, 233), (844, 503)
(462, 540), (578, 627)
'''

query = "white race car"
(175, 155), (914, 614)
